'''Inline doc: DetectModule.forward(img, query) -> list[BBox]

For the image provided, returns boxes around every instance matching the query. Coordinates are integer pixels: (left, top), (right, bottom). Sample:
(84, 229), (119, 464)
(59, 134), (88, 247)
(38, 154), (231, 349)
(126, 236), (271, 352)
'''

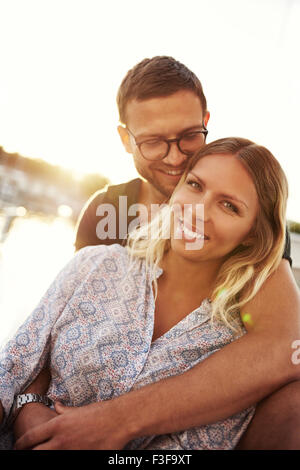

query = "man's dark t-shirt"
(75, 178), (292, 265)
(75, 178), (142, 251)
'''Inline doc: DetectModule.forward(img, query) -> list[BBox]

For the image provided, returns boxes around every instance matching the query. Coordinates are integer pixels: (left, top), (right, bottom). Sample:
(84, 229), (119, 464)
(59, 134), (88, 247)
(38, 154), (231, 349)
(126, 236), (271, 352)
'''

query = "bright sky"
(0, 0), (299, 221)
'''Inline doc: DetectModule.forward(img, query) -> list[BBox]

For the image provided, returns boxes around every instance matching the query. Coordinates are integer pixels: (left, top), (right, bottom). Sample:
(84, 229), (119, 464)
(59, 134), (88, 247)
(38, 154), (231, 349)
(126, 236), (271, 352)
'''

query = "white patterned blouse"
(0, 244), (255, 449)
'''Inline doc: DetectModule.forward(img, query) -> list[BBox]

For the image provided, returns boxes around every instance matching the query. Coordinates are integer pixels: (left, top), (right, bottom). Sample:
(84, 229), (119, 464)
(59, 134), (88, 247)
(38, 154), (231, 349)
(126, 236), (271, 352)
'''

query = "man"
(14, 57), (300, 450)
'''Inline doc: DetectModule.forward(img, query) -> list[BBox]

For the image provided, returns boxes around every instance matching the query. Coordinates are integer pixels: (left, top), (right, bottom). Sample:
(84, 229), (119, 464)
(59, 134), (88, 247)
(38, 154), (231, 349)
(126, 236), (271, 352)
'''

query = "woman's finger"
(15, 420), (55, 450)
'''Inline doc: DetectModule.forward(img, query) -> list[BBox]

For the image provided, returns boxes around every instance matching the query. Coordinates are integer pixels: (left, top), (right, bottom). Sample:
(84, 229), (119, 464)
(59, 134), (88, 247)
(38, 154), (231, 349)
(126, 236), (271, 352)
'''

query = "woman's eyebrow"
(219, 193), (249, 209)
(188, 171), (249, 209)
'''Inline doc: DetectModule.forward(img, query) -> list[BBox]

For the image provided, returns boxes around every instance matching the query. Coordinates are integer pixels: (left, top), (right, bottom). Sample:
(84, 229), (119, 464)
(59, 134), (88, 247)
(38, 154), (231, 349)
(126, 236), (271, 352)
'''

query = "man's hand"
(15, 400), (134, 450)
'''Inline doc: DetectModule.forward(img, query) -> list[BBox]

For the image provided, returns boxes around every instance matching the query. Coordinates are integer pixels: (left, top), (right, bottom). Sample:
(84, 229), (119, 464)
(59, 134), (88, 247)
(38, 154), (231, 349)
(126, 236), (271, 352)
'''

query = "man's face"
(119, 90), (209, 199)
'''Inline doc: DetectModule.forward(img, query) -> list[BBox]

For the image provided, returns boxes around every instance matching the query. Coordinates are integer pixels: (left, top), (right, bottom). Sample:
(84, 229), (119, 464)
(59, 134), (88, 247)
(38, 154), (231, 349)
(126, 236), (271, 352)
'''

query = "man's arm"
(15, 260), (300, 450)
(128, 260), (300, 436)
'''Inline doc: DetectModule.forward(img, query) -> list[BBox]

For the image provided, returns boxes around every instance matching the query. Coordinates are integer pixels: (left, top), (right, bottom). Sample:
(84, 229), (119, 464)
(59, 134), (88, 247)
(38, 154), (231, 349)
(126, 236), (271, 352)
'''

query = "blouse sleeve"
(0, 245), (101, 426)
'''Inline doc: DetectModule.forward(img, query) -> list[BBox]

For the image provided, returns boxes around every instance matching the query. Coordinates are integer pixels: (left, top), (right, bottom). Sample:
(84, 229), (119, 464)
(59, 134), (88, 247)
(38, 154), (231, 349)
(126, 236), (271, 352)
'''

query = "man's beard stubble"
(134, 158), (186, 200)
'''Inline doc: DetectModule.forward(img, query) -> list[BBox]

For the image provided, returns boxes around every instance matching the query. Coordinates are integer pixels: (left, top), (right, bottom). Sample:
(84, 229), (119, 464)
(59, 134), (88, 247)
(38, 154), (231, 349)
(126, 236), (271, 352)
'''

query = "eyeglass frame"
(125, 125), (208, 161)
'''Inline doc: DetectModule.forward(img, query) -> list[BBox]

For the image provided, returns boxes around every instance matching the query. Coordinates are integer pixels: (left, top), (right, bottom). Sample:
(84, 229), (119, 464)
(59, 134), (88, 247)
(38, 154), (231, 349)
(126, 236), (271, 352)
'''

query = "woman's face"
(170, 153), (259, 263)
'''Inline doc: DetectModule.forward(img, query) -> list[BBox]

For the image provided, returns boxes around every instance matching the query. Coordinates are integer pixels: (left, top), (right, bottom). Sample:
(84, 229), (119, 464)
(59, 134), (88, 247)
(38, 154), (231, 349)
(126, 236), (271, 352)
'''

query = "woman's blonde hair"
(127, 137), (288, 333)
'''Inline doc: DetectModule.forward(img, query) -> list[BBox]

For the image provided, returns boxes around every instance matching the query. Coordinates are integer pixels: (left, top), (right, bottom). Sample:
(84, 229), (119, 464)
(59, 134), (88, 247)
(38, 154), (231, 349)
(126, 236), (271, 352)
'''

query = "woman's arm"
(0, 401), (3, 425)
(13, 368), (56, 440)
(0, 246), (98, 429)
(15, 260), (300, 450)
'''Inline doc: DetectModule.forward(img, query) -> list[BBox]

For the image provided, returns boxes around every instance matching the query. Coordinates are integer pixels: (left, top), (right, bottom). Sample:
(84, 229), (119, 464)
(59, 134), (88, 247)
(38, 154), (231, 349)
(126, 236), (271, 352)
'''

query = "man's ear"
(117, 125), (132, 154)
(204, 111), (210, 127)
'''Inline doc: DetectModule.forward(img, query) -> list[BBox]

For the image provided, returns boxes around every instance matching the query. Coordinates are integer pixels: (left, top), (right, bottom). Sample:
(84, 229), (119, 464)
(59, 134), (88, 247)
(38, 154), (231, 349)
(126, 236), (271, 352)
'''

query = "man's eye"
(181, 133), (200, 141)
(143, 139), (163, 146)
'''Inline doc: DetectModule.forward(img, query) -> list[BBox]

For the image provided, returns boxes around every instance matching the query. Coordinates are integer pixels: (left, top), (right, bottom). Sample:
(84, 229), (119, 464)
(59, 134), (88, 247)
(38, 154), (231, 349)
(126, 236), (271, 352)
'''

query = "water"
(0, 215), (76, 346)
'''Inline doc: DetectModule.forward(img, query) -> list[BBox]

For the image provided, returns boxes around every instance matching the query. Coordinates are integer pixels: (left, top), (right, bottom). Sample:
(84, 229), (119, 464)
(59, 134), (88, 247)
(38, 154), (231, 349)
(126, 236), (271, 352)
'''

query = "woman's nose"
(182, 201), (210, 225)
(193, 196), (212, 223)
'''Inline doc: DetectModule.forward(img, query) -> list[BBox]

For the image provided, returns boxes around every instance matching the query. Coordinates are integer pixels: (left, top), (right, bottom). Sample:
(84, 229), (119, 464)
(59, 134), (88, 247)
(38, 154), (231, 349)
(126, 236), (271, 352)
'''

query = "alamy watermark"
(95, 196), (205, 250)
(291, 340), (300, 365)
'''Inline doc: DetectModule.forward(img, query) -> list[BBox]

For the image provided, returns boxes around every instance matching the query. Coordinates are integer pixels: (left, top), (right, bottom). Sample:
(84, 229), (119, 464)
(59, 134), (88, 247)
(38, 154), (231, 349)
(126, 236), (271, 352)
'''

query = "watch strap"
(15, 393), (53, 409)
(7, 393), (54, 428)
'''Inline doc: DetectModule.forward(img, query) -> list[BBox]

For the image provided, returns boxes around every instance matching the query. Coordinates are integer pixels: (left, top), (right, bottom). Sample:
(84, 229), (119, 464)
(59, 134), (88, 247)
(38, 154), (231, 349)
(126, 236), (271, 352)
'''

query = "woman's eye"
(223, 201), (238, 213)
(186, 179), (201, 189)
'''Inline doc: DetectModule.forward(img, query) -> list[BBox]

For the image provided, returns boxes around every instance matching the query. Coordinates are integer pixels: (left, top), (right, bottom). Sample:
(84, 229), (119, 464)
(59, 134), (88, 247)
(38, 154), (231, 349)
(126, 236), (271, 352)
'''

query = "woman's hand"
(15, 399), (134, 450)
(12, 368), (55, 440)
(13, 403), (57, 441)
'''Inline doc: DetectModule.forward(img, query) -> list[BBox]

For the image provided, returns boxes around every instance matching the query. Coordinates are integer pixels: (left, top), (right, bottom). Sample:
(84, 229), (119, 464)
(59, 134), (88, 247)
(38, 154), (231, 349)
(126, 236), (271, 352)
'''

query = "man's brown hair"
(117, 56), (207, 125)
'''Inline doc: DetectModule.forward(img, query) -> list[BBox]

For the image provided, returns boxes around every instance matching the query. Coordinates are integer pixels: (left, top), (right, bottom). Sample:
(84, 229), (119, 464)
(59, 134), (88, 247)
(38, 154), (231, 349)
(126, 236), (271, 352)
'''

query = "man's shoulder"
(83, 178), (141, 209)
(105, 178), (141, 202)
(75, 178), (142, 251)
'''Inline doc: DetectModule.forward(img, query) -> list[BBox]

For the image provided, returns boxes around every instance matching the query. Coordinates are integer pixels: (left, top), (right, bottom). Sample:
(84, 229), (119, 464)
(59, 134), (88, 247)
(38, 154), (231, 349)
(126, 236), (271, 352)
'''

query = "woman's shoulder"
(74, 243), (131, 271)
(75, 243), (127, 261)
(73, 244), (141, 284)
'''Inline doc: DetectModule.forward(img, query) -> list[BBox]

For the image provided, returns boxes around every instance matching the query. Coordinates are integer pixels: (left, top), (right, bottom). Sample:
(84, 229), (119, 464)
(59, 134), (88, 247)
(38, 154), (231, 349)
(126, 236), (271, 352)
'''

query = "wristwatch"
(7, 393), (54, 427)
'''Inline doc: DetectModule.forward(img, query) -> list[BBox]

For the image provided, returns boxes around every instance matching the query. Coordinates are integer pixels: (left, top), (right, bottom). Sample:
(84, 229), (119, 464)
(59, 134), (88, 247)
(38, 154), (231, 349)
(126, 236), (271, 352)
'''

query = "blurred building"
(0, 146), (109, 234)
(0, 146), (299, 287)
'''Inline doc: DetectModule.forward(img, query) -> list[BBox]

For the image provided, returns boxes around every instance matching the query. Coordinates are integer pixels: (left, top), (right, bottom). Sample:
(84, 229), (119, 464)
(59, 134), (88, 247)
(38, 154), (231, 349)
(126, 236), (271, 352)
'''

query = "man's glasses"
(126, 126), (208, 161)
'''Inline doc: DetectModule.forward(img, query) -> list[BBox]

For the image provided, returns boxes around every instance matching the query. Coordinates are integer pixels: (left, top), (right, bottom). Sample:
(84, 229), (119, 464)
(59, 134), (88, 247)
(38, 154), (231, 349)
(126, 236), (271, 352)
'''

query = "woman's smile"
(176, 216), (209, 241)
(170, 153), (259, 261)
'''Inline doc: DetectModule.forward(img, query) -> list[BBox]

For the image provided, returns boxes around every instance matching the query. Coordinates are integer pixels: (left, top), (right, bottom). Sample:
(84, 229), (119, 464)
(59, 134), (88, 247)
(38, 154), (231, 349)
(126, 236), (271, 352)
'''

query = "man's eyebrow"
(188, 171), (249, 209)
(136, 125), (205, 140)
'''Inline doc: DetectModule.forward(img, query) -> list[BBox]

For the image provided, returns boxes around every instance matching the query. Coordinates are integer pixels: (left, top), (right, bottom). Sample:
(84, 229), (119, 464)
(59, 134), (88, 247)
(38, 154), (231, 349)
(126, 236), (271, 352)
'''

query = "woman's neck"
(160, 250), (223, 301)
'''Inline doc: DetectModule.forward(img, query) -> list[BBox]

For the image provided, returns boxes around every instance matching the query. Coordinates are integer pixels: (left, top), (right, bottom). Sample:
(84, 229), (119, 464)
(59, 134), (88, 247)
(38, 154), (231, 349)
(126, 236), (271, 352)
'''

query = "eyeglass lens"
(140, 132), (206, 160)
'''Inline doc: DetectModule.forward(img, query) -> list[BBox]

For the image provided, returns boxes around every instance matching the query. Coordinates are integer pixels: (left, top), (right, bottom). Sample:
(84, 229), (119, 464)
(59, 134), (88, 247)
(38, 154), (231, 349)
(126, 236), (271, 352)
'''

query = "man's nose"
(163, 142), (187, 166)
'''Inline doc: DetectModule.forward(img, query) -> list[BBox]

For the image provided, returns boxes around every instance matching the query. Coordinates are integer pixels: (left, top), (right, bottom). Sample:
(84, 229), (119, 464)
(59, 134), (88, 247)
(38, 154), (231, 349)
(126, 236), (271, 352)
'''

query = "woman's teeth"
(179, 218), (206, 240)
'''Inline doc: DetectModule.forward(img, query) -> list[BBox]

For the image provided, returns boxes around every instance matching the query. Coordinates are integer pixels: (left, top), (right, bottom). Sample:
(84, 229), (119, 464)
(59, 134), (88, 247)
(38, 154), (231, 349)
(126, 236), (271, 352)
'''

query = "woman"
(0, 137), (288, 450)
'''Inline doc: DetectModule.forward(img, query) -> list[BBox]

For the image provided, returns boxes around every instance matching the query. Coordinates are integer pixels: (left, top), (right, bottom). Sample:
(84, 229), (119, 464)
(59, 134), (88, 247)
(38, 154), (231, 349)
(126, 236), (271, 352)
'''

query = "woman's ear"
(117, 125), (132, 154)
(241, 222), (258, 248)
(241, 234), (256, 247)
